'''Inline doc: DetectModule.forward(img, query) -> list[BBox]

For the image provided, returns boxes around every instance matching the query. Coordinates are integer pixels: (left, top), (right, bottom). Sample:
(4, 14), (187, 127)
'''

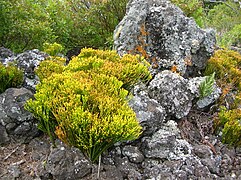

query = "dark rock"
(114, 0), (216, 76)
(114, 156), (139, 178)
(0, 88), (39, 141)
(193, 144), (212, 159)
(0, 47), (14, 63)
(122, 145), (144, 164)
(46, 140), (92, 180)
(0, 124), (10, 145)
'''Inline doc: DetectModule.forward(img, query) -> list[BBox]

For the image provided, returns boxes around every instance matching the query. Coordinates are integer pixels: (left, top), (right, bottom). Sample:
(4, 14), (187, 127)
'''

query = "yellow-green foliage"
(26, 48), (151, 162)
(205, 49), (241, 147)
(35, 56), (65, 81)
(43, 42), (64, 56)
(66, 48), (152, 90)
(205, 49), (241, 90)
(0, 62), (23, 93)
(219, 108), (241, 147)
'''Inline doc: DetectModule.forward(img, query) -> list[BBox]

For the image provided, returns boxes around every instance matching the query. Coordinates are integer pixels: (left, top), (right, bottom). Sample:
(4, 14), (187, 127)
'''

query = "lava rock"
(0, 88), (39, 141)
(122, 145), (144, 164)
(149, 70), (193, 119)
(114, 0), (216, 76)
(46, 140), (92, 180)
(129, 84), (166, 135)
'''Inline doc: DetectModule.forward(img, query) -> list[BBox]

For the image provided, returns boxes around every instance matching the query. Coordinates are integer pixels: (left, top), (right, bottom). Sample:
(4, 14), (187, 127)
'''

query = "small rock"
(122, 145), (144, 163)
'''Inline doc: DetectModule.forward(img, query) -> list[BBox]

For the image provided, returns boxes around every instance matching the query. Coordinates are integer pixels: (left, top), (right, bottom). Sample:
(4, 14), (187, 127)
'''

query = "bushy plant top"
(26, 48), (151, 162)
(218, 108), (241, 147)
(205, 49), (241, 90)
(0, 62), (23, 93)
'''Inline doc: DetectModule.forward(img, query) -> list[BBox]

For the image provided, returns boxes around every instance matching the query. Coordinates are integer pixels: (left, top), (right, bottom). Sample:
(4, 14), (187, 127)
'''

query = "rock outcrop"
(114, 0), (216, 77)
(0, 88), (39, 144)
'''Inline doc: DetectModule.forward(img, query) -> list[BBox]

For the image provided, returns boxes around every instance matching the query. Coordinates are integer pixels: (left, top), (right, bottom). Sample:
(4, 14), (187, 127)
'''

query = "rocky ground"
(1, 109), (241, 180)
(1, 0), (241, 179)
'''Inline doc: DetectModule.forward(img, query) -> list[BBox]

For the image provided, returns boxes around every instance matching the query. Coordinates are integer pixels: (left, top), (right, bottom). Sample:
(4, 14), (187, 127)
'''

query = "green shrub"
(25, 48), (151, 162)
(0, 62), (24, 93)
(35, 56), (66, 81)
(205, 49), (241, 147)
(43, 42), (64, 56)
(205, 49), (241, 91)
(219, 108), (241, 147)
(205, 1), (241, 47)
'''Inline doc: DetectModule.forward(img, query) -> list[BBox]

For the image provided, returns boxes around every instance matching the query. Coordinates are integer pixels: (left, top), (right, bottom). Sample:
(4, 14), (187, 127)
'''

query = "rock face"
(46, 140), (92, 180)
(0, 88), (39, 143)
(114, 0), (216, 76)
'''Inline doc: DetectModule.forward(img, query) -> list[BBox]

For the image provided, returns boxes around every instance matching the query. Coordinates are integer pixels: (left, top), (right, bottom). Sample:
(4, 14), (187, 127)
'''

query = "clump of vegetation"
(0, 62), (23, 93)
(199, 72), (215, 99)
(205, 49), (241, 146)
(25, 48), (151, 162)
(43, 42), (63, 56)
(35, 56), (66, 81)
(205, 49), (241, 91)
(0, 0), (128, 53)
(218, 108), (241, 147)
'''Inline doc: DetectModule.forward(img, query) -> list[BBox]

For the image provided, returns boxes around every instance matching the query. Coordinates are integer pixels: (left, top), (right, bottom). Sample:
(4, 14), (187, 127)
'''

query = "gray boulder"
(148, 70), (221, 119)
(46, 140), (92, 180)
(129, 84), (166, 135)
(149, 70), (193, 119)
(142, 120), (192, 160)
(114, 0), (216, 76)
(15, 49), (49, 90)
(187, 76), (222, 109)
(0, 88), (39, 142)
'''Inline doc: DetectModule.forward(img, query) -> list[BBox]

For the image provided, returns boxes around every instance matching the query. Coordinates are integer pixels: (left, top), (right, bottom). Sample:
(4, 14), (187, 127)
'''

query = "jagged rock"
(14, 49), (49, 90)
(46, 140), (92, 180)
(0, 124), (10, 145)
(122, 145), (144, 164)
(193, 144), (213, 159)
(129, 84), (166, 135)
(114, 0), (216, 76)
(142, 120), (192, 160)
(0, 47), (14, 63)
(0, 88), (39, 141)
(149, 70), (193, 119)
(148, 71), (221, 119)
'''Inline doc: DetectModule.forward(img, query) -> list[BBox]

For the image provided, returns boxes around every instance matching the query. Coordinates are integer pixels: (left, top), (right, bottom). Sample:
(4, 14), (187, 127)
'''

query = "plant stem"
(97, 154), (101, 180)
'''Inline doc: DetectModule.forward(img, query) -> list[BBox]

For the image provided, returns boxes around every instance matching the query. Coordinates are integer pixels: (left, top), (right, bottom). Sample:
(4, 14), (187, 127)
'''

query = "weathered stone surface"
(0, 49), (49, 91)
(114, 0), (216, 76)
(122, 145), (144, 164)
(0, 47), (14, 63)
(129, 84), (166, 134)
(0, 124), (10, 145)
(46, 140), (92, 180)
(0, 88), (39, 141)
(149, 70), (193, 119)
(142, 120), (192, 160)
